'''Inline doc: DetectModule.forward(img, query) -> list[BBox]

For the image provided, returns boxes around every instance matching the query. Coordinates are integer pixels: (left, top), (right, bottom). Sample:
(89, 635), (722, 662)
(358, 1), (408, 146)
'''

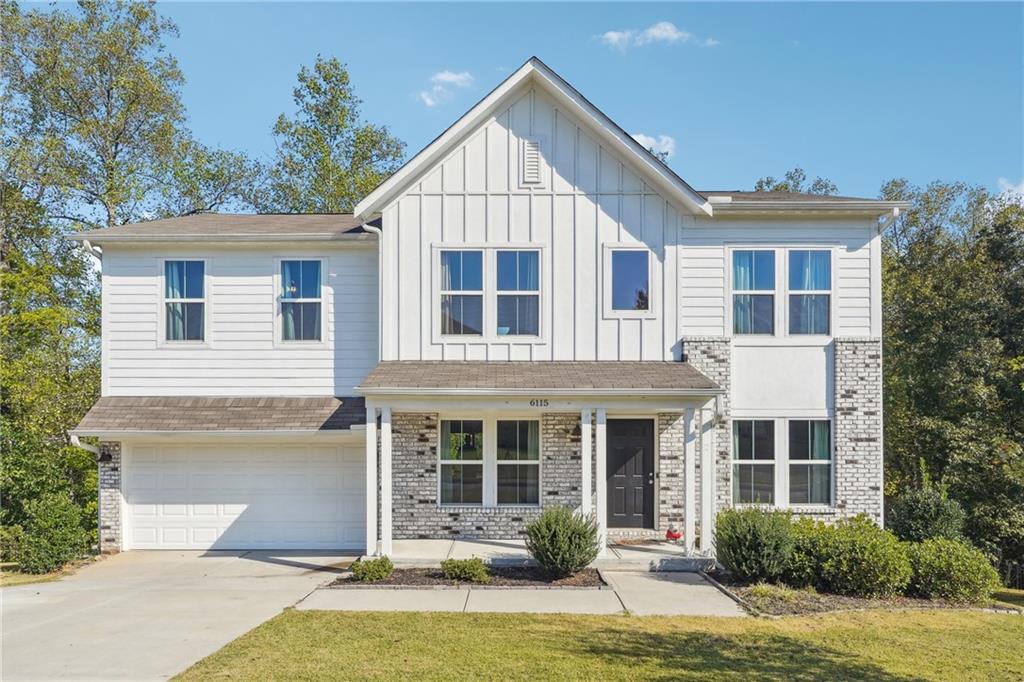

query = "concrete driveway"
(1, 550), (354, 681)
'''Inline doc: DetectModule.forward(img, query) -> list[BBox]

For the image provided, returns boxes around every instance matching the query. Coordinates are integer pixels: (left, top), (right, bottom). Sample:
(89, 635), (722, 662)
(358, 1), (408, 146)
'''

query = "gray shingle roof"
(700, 191), (877, 202)
(67, 214), (373, 242)
(358, 361), (720, 393)
(73, 396), (366, 434)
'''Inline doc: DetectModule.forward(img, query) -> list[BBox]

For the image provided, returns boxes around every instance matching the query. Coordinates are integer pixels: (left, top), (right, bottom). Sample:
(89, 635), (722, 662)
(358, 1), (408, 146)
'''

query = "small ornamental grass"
(524, 506), (599, 578)
(440, 557), (490, 584)
(351, 556), (394, 582)
(715, 508), (794, 584)
(908, 538), (1000, 603)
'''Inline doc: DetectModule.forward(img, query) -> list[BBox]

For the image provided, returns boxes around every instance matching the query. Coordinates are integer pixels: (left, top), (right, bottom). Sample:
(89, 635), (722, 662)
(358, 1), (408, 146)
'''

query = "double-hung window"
(496, 420), (540, 504)
(496, 251), (539, 336)
(732, 420), (775, 504)
(439, 420), (484, 504)
(440, 250), (483, 336)
(789, 420), (832, 505)
(732, 250), (775, 335)
(789, 250), (831, 335)
(164, 260), (205, 342)
(281, 260), (322, 341)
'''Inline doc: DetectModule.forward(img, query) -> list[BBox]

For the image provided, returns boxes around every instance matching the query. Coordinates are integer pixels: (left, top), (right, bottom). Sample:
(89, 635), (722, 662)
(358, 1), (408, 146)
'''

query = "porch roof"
(72, 396), (366, 435)
(356, 361), (721, 396)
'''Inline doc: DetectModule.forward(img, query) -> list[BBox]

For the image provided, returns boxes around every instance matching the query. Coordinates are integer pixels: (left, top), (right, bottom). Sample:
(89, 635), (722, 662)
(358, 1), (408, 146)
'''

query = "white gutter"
(878, 206), (902, 231)
(709, 201), (911, 214)
(356, 386), (725, 397)
(67, 233), (375, 243)
(361, 223), (384, 362)
(69, 433), (100, 456)
(81, 239), (103, 261)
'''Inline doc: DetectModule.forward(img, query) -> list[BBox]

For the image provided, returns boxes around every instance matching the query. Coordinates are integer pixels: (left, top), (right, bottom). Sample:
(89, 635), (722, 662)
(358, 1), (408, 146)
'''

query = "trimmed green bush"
(715, 508), (795, 584)
(15, 493), (89, 574)
(908, 538), (1000, 603)
(441, 557), (490, 584)
(524, 506), (599, 578)
(0, 525), (25, 563)
(351, 556), (394, 582)
(889, 486), (966, 543)
(821, 516), (911, 598)
(784, 517), (834, 589)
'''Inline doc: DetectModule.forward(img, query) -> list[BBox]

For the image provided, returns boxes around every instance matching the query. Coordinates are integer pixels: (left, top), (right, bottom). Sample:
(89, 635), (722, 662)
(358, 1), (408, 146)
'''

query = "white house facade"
(71, 58), (905, 557)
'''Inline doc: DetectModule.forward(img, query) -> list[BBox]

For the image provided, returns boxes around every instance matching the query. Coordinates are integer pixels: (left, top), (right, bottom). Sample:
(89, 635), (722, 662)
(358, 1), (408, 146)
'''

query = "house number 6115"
(529, 399), (550, 407)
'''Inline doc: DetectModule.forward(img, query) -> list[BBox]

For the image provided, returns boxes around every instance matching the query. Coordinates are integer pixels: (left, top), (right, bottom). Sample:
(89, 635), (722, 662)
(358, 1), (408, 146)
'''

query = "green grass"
(995, 588), (1024, 609)
(177, 610), (1024, 681)
(0, 558), (92, 587)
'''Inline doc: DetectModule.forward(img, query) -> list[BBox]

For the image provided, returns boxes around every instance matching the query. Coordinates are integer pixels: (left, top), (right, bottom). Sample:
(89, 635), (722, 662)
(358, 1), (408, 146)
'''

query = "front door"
(607, 419), (655, 528)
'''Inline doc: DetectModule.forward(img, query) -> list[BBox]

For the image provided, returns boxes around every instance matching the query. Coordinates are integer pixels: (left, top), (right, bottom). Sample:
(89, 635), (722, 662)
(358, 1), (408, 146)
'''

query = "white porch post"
(365, 406), (378, 556)
(700, 406), (715, 553)
(379, 407), (393, 556)
(580, 408), (592, 516)
(684, 407), (697, 553)
(595, 408), (608, 557)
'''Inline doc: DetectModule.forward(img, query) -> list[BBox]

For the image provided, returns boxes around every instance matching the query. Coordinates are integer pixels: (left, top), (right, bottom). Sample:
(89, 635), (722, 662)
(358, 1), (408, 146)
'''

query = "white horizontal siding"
(102, 245), (377, 397)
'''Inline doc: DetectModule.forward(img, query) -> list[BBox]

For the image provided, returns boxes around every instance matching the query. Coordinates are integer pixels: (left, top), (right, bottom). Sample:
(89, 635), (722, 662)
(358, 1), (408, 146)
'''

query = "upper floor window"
(164, 260), (204, 342)
(281, 260), (322, 341)
(496, 250), (539, 336)
(788, 250), (831, 335)
(440, 250), (483, 336)
(732, 250), (775, 335)
(611, 250), (649, 311)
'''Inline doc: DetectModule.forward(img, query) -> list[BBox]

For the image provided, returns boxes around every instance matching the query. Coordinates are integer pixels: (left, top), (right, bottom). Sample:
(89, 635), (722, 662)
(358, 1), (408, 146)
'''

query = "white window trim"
(273, 256), (329, 348)
(730, 416), (835, 510)
(602, 243), (656, 320)
(431, 244), (547, 344)
(785, 249), (834, 338)
(728, 248), (777, 337)
(157, 257), (210, 348)
(437, 415), (543, 509)
(731, 418), (778, 506)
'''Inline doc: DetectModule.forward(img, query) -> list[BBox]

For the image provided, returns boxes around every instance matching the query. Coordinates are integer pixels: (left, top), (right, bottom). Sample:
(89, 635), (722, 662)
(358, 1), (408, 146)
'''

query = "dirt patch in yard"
(330, 567), (606, 588)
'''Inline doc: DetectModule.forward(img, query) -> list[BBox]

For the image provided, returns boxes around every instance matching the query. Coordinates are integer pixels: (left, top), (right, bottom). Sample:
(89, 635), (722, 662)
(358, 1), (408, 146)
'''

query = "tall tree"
(754, 167), (838, 195)
(261, 55), (405, 213)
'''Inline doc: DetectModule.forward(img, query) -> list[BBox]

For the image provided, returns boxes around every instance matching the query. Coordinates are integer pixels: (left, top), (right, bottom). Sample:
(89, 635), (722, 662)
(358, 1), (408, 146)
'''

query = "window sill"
(438, 505), (542, 512)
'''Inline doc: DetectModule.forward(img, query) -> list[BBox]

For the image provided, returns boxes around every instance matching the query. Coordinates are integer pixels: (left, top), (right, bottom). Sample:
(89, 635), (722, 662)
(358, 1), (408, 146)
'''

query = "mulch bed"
(329, 566), (605, 588)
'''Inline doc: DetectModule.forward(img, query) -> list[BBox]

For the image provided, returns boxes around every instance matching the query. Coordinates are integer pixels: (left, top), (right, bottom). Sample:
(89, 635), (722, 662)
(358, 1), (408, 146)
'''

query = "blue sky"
(155, 2), (1022, 198)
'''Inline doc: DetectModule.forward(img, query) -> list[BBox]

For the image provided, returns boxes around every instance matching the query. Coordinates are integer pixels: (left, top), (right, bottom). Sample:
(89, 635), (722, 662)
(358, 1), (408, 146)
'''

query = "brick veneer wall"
(98, 441), (122, 553)
(832, 338), (884, 523)
(681, 337), (732, 515)
(657, 413), (685, 532)
(390, 412), (584, 539)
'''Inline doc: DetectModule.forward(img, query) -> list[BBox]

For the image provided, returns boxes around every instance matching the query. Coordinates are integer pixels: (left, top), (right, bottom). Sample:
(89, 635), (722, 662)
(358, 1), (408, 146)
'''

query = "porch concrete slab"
(596, 543), (716, 572)
(602, 571), (747, 617)
(464, 589), (624, 614)
(296, 588), (468, 612)
(390, 539), (454, 565)
(448, 539), (531, 564)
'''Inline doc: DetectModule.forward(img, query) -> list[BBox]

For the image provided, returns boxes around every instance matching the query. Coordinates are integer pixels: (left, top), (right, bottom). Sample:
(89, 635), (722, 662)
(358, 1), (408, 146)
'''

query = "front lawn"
(0, 559), (90, 587)
(177, 610), (1023, 681)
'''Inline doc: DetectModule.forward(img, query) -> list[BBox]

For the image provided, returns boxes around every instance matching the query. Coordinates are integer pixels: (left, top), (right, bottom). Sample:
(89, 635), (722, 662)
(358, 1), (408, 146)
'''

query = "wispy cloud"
(632, 133), (676, 160)
(599, 21), (716, 51)
(419, 70), (474, 108)
(998, 177), (1024, 200)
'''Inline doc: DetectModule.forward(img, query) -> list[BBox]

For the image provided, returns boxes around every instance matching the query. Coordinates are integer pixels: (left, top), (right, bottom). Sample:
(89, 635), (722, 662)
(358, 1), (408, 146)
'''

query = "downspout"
(362, 223), (384, 362)
(69, 433), (100, 456)
(81, 239), (103, 261)
(878, 207), (900, 232)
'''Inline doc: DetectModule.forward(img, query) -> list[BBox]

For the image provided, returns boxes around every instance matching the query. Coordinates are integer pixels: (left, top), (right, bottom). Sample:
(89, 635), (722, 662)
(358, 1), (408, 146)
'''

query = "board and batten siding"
(101, 245), (378, 396)
(379, 84), (686, 362)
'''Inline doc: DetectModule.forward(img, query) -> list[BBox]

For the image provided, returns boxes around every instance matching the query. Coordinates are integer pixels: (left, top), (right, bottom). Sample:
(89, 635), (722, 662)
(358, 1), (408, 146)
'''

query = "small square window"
(611, 250), (649, 311)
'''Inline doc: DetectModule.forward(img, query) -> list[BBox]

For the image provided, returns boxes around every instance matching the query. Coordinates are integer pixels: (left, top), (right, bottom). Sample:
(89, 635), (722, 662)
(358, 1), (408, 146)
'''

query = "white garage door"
(123, 443), (365, 550)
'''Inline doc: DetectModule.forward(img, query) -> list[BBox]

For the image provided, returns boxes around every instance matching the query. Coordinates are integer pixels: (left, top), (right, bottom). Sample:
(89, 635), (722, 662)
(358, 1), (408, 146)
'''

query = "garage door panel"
(124, 443), (365, 550)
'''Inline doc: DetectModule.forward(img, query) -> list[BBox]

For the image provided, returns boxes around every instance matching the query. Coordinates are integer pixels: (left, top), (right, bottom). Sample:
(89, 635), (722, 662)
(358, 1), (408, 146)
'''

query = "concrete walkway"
(296, 571), (745, 617)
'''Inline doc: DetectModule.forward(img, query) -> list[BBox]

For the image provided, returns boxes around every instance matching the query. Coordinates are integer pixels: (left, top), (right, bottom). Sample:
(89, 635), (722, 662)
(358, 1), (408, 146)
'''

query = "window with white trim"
(439, 418), (542, 507)
(611, 250), (650, 311)
(164, 260), (205, 342)
(440, 250), (483, 336)
(439, 419), (484, 505)
(496, 420), (540, 504)
(788, 250), (831, 335)
(732, 250), (775, 335)
(281, 260), (322, 341)
(732, 420), (775, 504)
(731, 418), (834, 507)
(496, 250), (539, 336)
(788, 420), (832, 505)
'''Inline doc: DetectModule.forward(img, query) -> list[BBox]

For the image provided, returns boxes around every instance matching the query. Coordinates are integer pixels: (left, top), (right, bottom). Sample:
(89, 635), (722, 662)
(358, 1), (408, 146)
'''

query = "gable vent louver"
(520, 136), (544, 187)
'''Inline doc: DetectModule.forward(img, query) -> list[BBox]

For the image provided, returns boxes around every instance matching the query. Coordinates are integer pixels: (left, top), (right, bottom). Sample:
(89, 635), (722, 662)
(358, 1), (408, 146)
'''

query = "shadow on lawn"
(564, 626), (923, 681)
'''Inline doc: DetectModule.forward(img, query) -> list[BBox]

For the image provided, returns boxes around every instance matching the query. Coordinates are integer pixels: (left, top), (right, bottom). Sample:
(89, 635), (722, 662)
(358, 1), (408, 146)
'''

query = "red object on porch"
(665, 527), (682, 541)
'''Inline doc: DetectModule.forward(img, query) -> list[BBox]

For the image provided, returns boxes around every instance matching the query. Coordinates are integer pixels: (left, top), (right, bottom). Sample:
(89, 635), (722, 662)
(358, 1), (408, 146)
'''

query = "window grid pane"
(733, 294), (774, 334)
(497, 464), (539, 505)
(733, 250), (775, 291)
(441, 295), (483, 335)
(440, 463), (483, 505)
(789, 294), (830, 335)
(497, 295), (539, 336)
(789, 250), (831, 291)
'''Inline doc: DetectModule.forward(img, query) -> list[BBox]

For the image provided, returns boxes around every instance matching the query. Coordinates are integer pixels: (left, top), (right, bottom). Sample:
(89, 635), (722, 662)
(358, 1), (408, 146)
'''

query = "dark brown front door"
(607, 419), (655, 528)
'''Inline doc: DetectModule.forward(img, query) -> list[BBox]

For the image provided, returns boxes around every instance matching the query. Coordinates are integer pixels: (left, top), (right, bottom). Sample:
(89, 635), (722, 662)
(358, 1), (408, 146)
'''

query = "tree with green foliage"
(260, 55), (405, 213)
(754, 167), (838, 195)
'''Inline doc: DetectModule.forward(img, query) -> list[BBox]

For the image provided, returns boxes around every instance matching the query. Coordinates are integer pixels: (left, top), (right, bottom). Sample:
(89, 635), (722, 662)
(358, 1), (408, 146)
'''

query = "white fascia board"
(710, 201), (911, 215)
(65, 233), (376, 244)
(73, 428), (366, 441)
(353, 57), (713, 219)
(356, 386), (724, 397)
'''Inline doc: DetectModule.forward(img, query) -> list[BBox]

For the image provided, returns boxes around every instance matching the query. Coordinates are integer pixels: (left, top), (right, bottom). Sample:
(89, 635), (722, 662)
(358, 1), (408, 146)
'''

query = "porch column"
(595, 408), (608, 557)
(365, 406), (378, 556)
(700, 406), (716, 553)
(684, 407), (697, 553)
(379, 407), (393, 556)
(580, 408), (592, 516)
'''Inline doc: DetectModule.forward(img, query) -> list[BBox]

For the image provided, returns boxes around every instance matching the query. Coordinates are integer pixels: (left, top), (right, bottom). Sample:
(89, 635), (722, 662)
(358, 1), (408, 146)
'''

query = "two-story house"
(71, 58), (905, 557)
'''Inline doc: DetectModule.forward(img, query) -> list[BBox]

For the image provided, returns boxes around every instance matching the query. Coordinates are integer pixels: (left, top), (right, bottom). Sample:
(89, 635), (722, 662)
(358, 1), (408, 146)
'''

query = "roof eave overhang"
(353, 57), (713, 220)
(708, 201), (911, 216)
(356, 386), (724, 397)
(65, 233), (376, 244)
(71, 427), (367, 440)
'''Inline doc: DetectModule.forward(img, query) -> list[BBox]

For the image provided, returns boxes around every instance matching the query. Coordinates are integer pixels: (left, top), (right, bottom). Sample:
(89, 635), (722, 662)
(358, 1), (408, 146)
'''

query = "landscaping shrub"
(908, 538), (1000, 603)
(0, 525), (25, 563)
(351, 556), (394, 582)
(440, 557), (490, 584)
(715, 508), (795, 584)
(889, 485), (966, 543)
(524, 506), (599, 578)
(784, 517), (834, 589)
(15, 493), (89, 574)
(820, 516), (911, 598)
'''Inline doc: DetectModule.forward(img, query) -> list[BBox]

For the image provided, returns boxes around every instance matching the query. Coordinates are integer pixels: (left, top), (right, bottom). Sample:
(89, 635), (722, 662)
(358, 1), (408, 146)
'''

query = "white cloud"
(599, 29), (636, 50)
(997, 177), (1024, 196)
(702, 37), (721, 47)
(599, 21), (709, 51)
(632, 133), (676, 160)
(419, 70), (474, 108)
